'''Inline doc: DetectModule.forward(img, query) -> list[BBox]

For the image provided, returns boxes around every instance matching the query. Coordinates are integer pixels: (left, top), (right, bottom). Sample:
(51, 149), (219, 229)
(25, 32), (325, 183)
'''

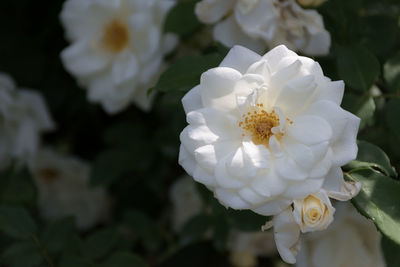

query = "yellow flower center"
(102, 19), (130, 53)
(38, 168), (59, 183)
(303, 195), (324, 223)
(238, 104), (290, 147)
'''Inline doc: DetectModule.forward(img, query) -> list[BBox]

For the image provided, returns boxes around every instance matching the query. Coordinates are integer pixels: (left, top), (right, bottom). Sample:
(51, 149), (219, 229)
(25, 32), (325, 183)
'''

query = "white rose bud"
(195, 0), (331, 55)
(293, 191), (335, 233)
(179, 45), (360, 217)
(60, 0), (178, 114)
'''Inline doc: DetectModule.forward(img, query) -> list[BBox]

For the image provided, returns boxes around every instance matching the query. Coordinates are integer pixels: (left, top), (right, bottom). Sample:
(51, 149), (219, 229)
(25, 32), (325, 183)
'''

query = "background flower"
(60, 0), (177, 113)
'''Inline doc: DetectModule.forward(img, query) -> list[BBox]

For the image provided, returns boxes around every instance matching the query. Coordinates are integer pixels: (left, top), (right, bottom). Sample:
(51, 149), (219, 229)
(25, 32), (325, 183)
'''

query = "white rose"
(60, 0), (178, 114)
(179, 45), (360, 218)
(0, 73), (54, 170)
(293, 191), (335, 232)
(228, 230), (277, 267)
(195, 0), (331, 55)
(296, 202), (385, 267)
(31, 148), (109, 230)
(296, 0), (326, 7)
(169, 176), (204, 231)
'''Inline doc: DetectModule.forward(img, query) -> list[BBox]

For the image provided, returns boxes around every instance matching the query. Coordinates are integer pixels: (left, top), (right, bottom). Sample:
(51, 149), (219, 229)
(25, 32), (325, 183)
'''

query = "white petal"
(220, 45), (262, 74)
(200, 67), (242, 111)
(314, 80), (344, 105)
(283, 141), (315, 171)
(273, 208), (301, 264)
(302, 30), (331, 56)
(215, 188), (250, 209)
(283, 178), (324, 199)
(261, 45), (298, 71)
(287, 115), (332, 145)
(331, 111), (360, 166)
(215, 156), (246, 189)
(213, 16), (266, 53)
(182, 85), (202, 114)
(254, 198), (292, 216)
(193, 166), (217, 187)
(323, 167), (361, 201)
(194, 145), (218, 172)
(238, 187), (265, 205)
(251, 170), (288, 198)
(321, 166), (343, 193)
(195, 0), (235, 24)
(179, 144), (196, 176)
(276, 156), (308, 181)
(111, 51), (139, 85)
(242, 141), (270, 169)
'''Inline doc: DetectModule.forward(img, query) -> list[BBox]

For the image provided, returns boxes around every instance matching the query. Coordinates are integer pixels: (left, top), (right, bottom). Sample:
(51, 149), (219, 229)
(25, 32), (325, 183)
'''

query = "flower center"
(38, 168), (59, 183)
(239, 104), (281, 146)
(102, 19), (130, 53)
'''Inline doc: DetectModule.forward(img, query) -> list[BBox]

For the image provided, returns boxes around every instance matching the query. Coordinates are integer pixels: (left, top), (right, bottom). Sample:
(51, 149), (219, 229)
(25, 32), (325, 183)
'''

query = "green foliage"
(0, 206), (37, 240)
(164, 0), (202, 37)
(341, 94), (376, 130)
(1, 241), (43, 267)
(346, 169), (400, 245)
(100, 252), (148, 267)
(83, 227), (119, 261)
(382, 235), (400, 267)
(0, 168), (37, 206)
(336, 45), (380, 91)
(384, 52), (400, 92)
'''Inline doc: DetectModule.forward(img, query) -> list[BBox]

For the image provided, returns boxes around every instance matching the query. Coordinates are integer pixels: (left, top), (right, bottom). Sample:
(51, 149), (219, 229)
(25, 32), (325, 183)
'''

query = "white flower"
(179, 45), (360, 218)
(31, 149), (109, 230)
(295, 202), (385, 267)
(169, 176), (204, 231)
(296, 0), (326, 7)
(195, 0), (331, 55)
(0, 73), (54, 170)
(293, 190), (334, 233)
(228, 230), (276, 267)
(60, 0), (178, 114)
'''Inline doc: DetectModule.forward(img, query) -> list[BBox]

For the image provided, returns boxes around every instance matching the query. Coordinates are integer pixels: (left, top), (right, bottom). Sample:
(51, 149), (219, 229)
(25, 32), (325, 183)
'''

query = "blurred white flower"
(31, 149), (109, 230)
(0, 73), (54, 170)
(195, 0), (330, 55)
(228, 230), (277, 267)
(293, 191), (334, 233)
(179, 45), (360, 218)
(169, 176), (204, 231)
(60, 0), (178, 114)
(296, 202), (385, 267)
(296, 0), (326, 8)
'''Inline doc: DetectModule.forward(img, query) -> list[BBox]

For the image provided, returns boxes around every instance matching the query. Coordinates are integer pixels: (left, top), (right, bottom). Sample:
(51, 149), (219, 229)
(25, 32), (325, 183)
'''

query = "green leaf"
(341, 93), (375, 130)
(0, 168), (36, 206)
(211, 215), (229, 251)
(336, 45), (380, 91)
(347, 169), (400, 245)
(164, 0), (201, 37)
(100, 252), (148, 267)
(40, 217), (76, 254)
(59, 257), (94, 267)
(0, 206), (37, 239)
(384, 52), (400, 92)
(154, 53), (224, 93)
(123, 210), (163, 251)
(179, 215), (211, 246)
(382, 235), (400, 267)
(345, 140), (396, 177)
(385, 99), (400, 140)
(82, 227), (118, 261)
(1, 241), (42, 267)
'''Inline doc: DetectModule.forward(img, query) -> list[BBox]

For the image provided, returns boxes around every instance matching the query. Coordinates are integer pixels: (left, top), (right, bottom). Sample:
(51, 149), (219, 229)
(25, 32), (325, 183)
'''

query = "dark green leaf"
(164, 0), (201, 37)
(341, 93), (375, 130)
(0, 168), (36, 206)
(82, 227), (118, 261)
(1, 241), (42, 267)
(154, 53), (224, 93)
(0, 206), (37, 239)
(40, 217), (76, 254)
(101, 252), (148, 267)
(382, 235), (400, 267)
(347, 169), (400, 245)
(227, 210), (267, 232)
(345, 140), (396, 177)
(211, 215), (229, 251)
(336, 45), (380, 91)
(384, 52), (400, 92)
(179, 215), (211, 246)
(385, 99), (400, 140)
(59, 257), (94, 267)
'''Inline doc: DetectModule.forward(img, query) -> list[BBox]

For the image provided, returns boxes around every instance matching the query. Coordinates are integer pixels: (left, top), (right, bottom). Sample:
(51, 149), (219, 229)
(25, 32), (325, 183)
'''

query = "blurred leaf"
(382, 235), (400, 267)
(103, 122), (147, 148)
(100, 252), (148, 267)
(154, 53), (224, 93)
(385, 99), (400, 140)
(347, 169), (400, 245)
(336, 45), (380, 91)
(82, 227), (118, 261)
(341, 93), (375, 130)
(124, 210), (163, 251)
(0, 167), (36, 206)
(59, 257), (94, 267)
(1, 241), (42, 267)
(345, 140), (396, 177)
(40, 217), (76, 255)
(164, 0), (201, 37)
(179, 215), (211, 246)
(384, 52), (400, 92)
(360, 15), (397, 58)
(211, 215), (229, 251)
(227, 210), (267, 232)
(0, 206), (37, 239)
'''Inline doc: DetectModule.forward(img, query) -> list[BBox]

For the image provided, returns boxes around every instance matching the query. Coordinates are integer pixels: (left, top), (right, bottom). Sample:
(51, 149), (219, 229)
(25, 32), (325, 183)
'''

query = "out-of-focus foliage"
(0, 0), (399, 266)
